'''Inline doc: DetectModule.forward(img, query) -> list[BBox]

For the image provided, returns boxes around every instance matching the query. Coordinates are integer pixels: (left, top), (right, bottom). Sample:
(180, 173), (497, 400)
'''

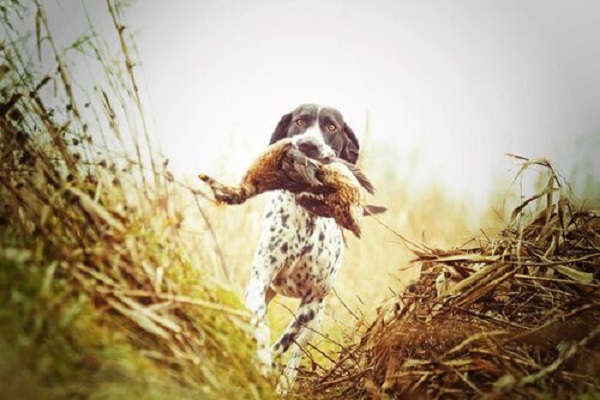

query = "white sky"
(42, 0), (600, 208)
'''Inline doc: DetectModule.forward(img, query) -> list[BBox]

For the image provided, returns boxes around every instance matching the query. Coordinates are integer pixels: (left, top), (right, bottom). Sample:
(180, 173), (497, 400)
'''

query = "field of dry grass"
(1, 2), (597, 399)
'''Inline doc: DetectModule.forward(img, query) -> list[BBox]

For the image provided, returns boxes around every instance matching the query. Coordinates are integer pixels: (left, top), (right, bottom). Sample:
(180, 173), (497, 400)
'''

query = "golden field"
(1, 2), (597, 399)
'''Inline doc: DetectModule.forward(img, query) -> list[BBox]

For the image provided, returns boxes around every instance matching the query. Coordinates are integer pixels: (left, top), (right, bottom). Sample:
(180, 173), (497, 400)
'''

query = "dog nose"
(296, 137), (323, 159)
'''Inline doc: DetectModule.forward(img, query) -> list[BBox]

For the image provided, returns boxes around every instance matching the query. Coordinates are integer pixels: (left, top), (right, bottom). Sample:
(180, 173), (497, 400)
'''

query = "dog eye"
(295, 119), (305, 127)
(327, 124), (337, 132)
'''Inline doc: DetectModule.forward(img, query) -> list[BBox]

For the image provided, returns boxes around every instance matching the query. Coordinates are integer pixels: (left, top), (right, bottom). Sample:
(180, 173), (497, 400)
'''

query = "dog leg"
(277, 301), (324, 394)
(272, 298), (324, 393)
(245, 194), (295, 375)
(245, 265), (276, 376)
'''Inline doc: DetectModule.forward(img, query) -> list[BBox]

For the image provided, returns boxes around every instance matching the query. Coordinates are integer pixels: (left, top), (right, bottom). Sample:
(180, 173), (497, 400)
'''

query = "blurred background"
(39, 0), (600, 322)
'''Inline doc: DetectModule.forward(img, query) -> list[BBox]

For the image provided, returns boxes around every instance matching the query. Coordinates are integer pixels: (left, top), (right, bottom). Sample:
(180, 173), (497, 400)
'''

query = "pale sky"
(41, 1), (600, 209)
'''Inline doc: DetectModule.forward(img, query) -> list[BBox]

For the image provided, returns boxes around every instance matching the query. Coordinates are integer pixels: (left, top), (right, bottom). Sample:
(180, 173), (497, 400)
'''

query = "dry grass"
(0, 2), (275, 398)
(292, 156), (600, 399)
(2, 2), (598, 399)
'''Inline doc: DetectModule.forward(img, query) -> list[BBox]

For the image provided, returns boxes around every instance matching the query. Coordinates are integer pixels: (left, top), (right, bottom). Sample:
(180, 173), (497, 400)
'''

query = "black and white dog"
(244, 104), (360, 391)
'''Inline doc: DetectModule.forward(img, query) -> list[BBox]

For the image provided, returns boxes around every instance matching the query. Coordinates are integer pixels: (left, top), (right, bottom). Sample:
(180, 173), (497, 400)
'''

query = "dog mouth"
(293, 136), (335, 160)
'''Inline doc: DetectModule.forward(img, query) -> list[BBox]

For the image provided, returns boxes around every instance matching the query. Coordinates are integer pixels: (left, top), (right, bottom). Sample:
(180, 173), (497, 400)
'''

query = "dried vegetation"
(296, 156), (600, 399)
(0, 2), (274, 398)
(1, 2), (598, 400)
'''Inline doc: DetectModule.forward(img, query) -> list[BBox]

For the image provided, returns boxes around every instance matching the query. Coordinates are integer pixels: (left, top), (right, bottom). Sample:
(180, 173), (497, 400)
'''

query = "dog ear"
(339, 123), (360, 164)
(268, 112), (293, 145)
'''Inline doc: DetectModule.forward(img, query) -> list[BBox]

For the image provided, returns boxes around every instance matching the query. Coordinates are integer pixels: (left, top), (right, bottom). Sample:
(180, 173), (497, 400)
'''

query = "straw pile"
(298, 157), (599, 399)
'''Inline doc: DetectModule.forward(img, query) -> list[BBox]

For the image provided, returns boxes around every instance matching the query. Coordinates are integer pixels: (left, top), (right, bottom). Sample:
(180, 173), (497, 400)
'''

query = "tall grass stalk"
(0, 1), (275, 398)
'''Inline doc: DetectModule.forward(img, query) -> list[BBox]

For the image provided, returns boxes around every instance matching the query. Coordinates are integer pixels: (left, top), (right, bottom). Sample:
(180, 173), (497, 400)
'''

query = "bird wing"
(294, 193), (334, 219)
(331, 158), (375, 195)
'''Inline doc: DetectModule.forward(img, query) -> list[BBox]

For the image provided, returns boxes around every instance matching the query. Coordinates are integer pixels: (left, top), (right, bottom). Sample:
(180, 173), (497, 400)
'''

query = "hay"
(0, 2), (275, 398)
(297, 156), (599, 399)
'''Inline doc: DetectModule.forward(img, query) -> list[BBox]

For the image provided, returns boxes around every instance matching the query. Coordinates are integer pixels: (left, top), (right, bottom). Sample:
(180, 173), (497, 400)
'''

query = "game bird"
(198, 135), (385, 238)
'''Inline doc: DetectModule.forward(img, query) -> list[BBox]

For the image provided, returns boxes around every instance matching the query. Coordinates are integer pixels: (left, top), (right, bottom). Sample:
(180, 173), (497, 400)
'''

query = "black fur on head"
(268, 112), (293, 146)
(268, 104), (360, 165)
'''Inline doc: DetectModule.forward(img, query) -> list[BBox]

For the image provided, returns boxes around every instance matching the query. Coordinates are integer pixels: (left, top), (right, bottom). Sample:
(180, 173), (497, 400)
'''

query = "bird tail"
(363, 204), (387, 216)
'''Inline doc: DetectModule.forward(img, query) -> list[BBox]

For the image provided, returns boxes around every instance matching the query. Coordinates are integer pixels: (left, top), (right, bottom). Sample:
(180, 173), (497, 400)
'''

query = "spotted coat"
(244, 104), (359, 392)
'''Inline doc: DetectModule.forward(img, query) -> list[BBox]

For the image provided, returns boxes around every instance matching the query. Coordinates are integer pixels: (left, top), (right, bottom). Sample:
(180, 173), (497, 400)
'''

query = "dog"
(244, 104), (361, 392)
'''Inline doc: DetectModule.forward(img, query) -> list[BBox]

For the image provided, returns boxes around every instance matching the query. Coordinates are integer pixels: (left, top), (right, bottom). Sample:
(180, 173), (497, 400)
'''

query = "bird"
(198, 135), (385, 237)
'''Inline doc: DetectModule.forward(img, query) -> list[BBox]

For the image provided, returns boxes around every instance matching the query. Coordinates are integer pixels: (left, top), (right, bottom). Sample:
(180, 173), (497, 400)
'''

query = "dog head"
(268, 104), (360, 164)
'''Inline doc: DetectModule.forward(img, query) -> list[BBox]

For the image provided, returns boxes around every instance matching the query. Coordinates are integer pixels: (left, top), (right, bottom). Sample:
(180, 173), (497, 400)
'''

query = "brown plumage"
(199, 137), (385, 237)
